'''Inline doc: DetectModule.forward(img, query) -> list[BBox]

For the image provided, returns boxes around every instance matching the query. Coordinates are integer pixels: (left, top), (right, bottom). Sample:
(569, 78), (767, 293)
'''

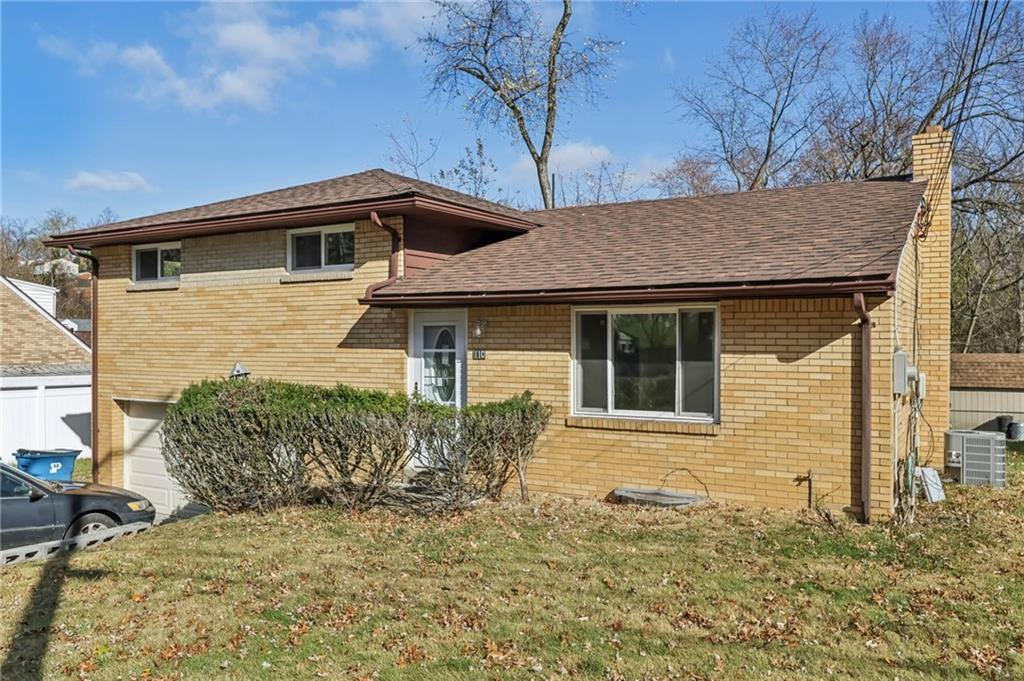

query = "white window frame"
(131, 241), (181, 282)
(570, 303), (720, 424)
(286, 224), (355, 273)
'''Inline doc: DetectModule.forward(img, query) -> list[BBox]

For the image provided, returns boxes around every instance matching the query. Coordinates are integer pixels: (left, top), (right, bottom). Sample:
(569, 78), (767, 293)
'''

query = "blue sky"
(2, 1), (933, 225)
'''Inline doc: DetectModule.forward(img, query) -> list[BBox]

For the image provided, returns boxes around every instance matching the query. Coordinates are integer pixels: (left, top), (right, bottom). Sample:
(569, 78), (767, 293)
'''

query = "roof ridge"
(530, 174), (923, 216)
(369, 168), (416, 194)
(67, 169), (390, 235)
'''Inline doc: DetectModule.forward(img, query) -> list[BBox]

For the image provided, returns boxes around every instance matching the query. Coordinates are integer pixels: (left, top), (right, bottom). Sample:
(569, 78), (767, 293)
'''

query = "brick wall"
(91, 217), (407, 486)
(88, 165), (952, 520)
(467, 298), (896, 516)
(0, 280), (90, 368)
(911, 126), (953, 459)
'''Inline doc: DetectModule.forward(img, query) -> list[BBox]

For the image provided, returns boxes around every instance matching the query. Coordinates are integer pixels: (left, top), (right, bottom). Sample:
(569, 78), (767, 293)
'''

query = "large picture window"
(573, 306), (719, 421)
(287, 224), (355, 272)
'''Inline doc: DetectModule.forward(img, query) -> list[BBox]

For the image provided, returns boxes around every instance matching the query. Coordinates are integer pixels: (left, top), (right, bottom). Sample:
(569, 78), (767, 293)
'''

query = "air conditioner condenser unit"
(945, 430), (1006, 487)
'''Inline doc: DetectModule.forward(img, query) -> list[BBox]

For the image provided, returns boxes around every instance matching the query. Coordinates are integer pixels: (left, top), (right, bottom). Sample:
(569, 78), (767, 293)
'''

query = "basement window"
(132, 242), (181, 282)
(573, 305), (719, 422)
(287, 224), (355, 272)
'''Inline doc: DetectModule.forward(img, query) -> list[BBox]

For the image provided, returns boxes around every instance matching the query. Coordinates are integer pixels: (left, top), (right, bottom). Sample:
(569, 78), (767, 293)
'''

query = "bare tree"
(1, 208), (101, 320)
(651, 153), (727, 197)
(0, 217), (39, 280)
(436, 139), (500, 198)
(385, 116), (441, 181)
(795, 14), (927, 183)
(662, 1), (1024, 353)
(422, 0), (617, 208)
(668, 7), (836, 192)
(556, 160), (640, 206)
(385, 121), (502, 201)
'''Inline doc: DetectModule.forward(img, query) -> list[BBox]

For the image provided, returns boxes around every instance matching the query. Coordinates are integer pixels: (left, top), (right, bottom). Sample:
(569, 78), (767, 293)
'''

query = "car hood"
(59, 482), (149, 502)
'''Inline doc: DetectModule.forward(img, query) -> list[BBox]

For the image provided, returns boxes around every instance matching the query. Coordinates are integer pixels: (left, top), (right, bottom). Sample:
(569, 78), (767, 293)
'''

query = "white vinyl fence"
(0, 373), (91, 464)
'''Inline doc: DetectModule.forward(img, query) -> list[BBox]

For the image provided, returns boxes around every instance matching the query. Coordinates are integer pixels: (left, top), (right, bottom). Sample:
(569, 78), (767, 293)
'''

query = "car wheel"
(65, 513), (118, 539)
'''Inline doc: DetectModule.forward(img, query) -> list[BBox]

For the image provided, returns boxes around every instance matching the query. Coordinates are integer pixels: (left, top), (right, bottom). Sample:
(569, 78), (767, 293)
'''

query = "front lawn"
(3, 458), (1023, 680)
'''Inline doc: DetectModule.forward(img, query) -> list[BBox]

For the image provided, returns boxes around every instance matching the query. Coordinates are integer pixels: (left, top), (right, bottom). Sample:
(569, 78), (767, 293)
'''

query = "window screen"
(291, 233), (322, 270)
(135, 249), (159, 280)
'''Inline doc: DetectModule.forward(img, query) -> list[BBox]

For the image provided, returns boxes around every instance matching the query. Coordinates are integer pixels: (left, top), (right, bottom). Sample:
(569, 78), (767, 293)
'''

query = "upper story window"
(573, 305), (719, 422)
(287, 224), (355, 272)
(132, 242), (181, 282)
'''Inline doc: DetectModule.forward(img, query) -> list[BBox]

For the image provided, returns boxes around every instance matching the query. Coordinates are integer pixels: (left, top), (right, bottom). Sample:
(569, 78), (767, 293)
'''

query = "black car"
(0, 462), (156, 551)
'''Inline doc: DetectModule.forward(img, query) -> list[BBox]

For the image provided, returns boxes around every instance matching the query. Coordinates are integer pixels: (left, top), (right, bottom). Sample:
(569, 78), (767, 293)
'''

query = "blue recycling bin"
(13, 448), (82, 481)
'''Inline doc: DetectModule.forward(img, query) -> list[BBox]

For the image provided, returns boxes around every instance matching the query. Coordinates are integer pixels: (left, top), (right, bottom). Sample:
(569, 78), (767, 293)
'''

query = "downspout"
(363, 211), (402, 298)
(68, 245), (100, 484)
(852, 293), (873, 523)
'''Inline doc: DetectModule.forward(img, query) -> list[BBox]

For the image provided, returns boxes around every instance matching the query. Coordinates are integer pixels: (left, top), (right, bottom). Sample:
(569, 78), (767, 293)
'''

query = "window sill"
(279, 269), (355, 284)
(565, 415), (720, 436)
(126, 280), (179, 292)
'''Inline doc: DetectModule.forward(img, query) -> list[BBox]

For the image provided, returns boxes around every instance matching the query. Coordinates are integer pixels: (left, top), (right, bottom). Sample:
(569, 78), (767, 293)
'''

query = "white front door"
(410, 310), (467, 408)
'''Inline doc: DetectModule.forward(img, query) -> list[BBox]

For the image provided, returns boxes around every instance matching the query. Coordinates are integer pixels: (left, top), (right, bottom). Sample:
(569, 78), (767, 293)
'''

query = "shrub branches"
(161, 379), (550, 515)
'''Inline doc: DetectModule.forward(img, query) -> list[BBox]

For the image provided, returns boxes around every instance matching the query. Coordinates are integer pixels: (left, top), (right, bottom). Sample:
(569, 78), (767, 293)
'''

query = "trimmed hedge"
(161, 379), (550, 514)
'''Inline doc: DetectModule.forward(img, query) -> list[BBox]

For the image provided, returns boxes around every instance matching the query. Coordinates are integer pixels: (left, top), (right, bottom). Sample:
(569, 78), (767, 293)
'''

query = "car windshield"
(0, 463), (61, 493)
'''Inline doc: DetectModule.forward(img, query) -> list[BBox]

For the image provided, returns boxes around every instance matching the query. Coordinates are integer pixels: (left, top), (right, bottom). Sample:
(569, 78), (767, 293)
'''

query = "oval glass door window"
(422, 325), (457, 405)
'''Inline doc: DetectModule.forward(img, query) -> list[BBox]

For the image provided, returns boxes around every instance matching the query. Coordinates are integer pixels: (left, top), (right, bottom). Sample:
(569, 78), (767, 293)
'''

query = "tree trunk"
(517, 458), (530, 501)
(536, 160), (554, 209)
(962, 270), (993, 353)
(1017, 277), (1024, 353)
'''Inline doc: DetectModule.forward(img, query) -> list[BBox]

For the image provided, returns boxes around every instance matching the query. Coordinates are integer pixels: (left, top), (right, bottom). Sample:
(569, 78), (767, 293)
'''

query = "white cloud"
(328, 3), (430, 46)
(38, 2), (435, 111)
(65, 170), (150, 192)
(37, 33), (117, 75)
(513, 142), (614, 179)
(550, 142), (614, 173)
(662, 47), (676, 72)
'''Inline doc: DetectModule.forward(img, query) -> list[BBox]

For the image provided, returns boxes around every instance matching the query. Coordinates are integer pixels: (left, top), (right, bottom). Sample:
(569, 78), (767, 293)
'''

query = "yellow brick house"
(47, 127), (953, 521)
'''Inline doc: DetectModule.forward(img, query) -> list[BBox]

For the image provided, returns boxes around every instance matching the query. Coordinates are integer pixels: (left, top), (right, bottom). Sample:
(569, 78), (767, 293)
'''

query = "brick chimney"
(911, 125), (953, 456)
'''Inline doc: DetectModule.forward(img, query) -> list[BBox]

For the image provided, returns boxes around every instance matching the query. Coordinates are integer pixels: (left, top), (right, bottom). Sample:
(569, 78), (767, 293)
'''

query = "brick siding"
(89, 131), (951, 519)
(467, 299), (895, 516)
(0, 281), (90, 368)
(911, 127), (953, 459)
(91, 217), (406, 486)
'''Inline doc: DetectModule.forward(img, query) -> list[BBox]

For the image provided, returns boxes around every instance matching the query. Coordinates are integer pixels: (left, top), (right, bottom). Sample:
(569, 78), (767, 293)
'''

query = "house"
(61, 318), (93, 347)
(46, 127), (954, 521)
(32, 256), (80, 277)
(950, 353), (1024, 431)
(0, 277), (92, 464)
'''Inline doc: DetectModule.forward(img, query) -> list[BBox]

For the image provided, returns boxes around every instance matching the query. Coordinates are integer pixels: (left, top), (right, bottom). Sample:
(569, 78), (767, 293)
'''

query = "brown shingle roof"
(53, 169), (531, 240)
(372, 177), (925, 301)
(951, 353), (1024, 390)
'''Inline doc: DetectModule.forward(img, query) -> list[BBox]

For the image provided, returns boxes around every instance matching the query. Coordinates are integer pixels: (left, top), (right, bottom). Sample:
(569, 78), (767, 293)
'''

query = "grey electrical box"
(945, 430), (1006, 487)
(893, 349), (909, 395)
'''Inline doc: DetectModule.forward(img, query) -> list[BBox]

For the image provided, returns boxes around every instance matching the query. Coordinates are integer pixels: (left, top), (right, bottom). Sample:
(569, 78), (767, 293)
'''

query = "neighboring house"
(32, 256), (80, 277)
(46, 127), (954, 522)
(950, 353), (1024, 431)
(10, 278), (58, 315)
(61, 318), (93, 347)
(0, 277), (93, 463)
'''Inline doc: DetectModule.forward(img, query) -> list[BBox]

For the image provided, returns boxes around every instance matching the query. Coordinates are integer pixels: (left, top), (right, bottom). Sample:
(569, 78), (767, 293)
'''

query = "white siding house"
(0, 277), (92, 464)
(950, 354), (1024, 432)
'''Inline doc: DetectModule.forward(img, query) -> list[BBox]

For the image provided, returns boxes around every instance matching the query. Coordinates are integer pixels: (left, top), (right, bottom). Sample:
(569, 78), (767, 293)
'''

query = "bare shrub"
(161, 380), (312, 513)
(161, 380), (551, 515)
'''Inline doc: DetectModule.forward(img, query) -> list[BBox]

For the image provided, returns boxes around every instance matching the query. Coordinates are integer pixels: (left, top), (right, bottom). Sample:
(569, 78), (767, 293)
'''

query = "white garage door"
(124, 401), (203, 520)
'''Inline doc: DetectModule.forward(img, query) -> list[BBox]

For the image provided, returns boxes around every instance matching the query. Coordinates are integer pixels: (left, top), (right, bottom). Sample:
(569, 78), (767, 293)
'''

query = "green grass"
(3, 457), (1024, 680)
